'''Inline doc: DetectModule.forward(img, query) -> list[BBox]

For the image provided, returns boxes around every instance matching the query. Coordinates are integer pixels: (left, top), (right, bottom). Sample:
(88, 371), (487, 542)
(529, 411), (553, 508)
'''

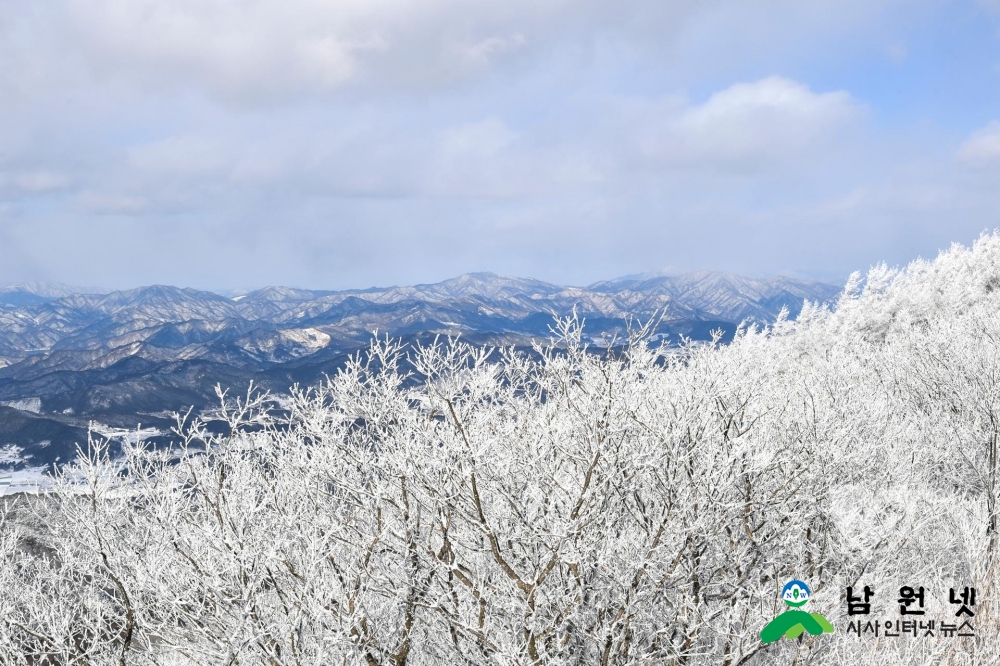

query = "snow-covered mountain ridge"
(0, 270), (838, 469)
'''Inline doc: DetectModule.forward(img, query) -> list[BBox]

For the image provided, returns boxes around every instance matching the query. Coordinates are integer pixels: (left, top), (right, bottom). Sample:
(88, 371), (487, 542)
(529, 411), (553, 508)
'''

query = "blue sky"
(1, 0), (999, 291)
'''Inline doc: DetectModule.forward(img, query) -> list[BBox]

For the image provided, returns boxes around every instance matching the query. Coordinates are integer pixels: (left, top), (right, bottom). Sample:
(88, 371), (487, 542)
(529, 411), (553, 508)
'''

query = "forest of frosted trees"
(3, 235), (1000, 665)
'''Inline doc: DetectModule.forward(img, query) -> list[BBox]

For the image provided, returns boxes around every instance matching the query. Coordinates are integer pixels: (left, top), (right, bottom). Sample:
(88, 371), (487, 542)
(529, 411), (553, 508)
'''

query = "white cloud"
(631, 77), (863, 173)
(462, 33), (528, 64)
(37, 0), (593, 101)
(0, 0), (992, 290)
(958, 121), (1000, 165)
(0, 0), (929, 105)
(61, 0), (375, 99)
(25, 76), (863, 214)
(0, 170), (71, 194)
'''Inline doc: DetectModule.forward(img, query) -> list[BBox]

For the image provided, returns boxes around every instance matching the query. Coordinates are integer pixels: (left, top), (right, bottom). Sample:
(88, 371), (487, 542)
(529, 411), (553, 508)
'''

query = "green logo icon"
(761, 580), (835, 643)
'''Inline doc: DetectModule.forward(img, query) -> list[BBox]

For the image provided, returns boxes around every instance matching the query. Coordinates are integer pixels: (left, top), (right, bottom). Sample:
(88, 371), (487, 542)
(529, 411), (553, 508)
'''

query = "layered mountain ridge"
(0, 271), (840, 477)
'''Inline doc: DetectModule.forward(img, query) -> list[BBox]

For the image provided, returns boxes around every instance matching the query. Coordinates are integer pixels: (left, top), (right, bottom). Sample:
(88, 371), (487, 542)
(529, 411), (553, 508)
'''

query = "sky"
(1, 0), (999, 291)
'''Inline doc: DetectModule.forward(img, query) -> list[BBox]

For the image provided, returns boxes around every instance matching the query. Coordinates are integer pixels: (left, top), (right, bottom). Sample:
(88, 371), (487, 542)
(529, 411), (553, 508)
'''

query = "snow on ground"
(0, 397), (42, 413)
(0, 444), (29, 465)
(89, 424), (163, 444)
(0, 425), (163, 495)
(0, 466), (53, 495)
(279, 327), (331, 349)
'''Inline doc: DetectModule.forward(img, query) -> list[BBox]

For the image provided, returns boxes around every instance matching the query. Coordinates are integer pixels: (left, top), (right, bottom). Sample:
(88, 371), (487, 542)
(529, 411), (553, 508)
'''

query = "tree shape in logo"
(760, 580), (835, 643)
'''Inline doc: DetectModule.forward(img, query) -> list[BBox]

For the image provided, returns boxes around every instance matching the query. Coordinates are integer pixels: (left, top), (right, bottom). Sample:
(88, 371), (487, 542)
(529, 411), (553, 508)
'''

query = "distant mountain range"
(0, 271), (840, 476)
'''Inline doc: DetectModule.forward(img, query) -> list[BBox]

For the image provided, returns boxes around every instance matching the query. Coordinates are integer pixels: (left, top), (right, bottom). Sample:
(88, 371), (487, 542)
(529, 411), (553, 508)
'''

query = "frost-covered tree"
(3, 234), (1000, 664)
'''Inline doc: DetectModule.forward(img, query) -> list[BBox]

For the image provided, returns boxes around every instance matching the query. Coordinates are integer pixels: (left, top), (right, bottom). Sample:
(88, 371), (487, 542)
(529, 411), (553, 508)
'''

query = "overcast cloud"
(0, 0), (998, 290)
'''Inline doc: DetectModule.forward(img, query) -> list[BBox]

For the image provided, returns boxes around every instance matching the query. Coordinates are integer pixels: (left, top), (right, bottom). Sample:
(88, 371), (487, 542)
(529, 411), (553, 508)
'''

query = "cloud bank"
(0, 0), (998, 289)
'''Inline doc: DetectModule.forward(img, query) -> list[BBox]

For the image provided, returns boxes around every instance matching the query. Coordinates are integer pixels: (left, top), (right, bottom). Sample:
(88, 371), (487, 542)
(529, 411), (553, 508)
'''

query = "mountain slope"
(0, 270), (839, 472)
(589, 271), (841, 323)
